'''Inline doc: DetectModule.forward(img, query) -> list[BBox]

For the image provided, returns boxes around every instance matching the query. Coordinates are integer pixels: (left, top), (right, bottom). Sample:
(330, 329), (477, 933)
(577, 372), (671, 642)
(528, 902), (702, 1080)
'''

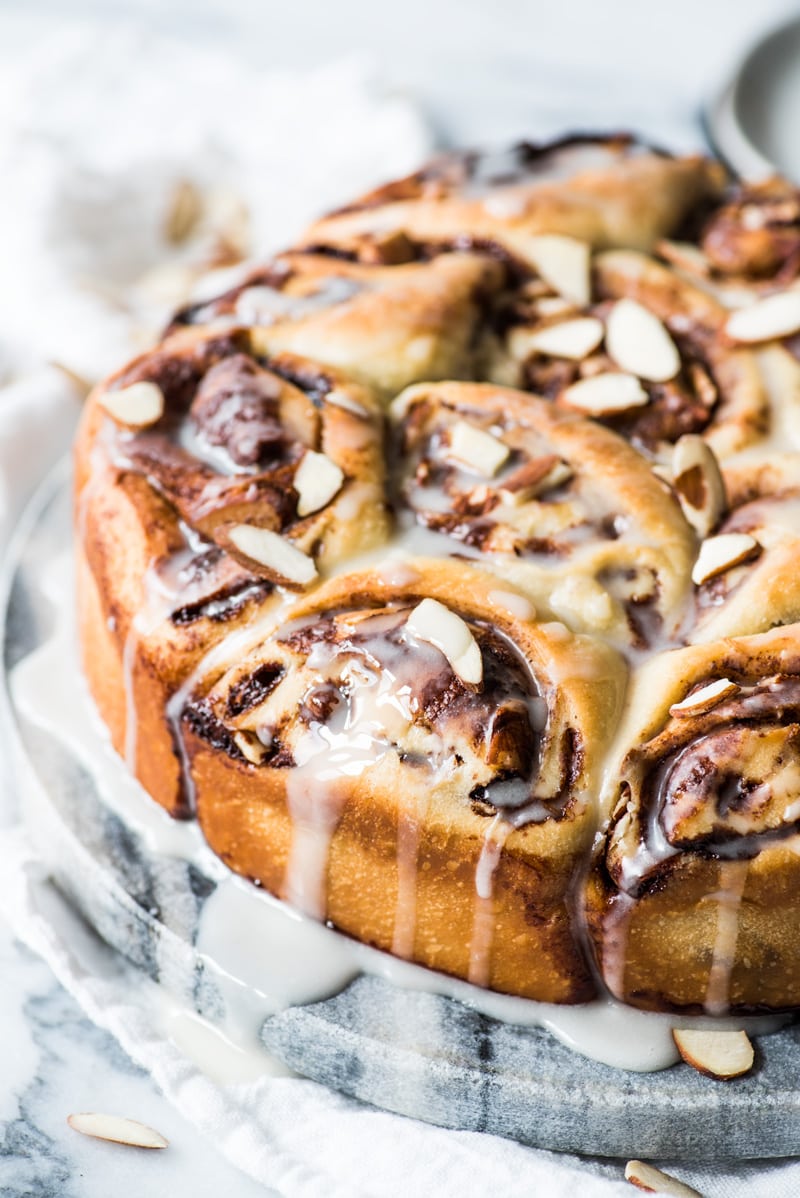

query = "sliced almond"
(691, 532), (759, 586)
(448, 420), (510, 476)
(624, 1159), (702, 1196)
(606, 299), (681, 383)
(671, 435), (727, 539)
(726, 290), (800, 343)
(669, 677), (740, 718)
(294, 450), (344, 517)
(527, 235), (591, 305)
(99, 381), (165, 428)
(672, 1028), (754, 1080)
(406, 598), (483, 685)
(233, 730), (267, 765)
(67, 1112), (168, 1150)
(325, 387), (369, 417)
(563, 371), (649, 415)
(518, 316), (605, 361)
(228, 524), (317, 586)
(499, 457), (573, 504)
(533, 296), (577, 318)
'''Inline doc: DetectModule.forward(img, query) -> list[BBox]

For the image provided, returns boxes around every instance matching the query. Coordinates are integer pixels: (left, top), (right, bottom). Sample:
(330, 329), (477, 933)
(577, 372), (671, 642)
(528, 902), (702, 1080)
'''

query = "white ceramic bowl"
(707, 14), (800, 180)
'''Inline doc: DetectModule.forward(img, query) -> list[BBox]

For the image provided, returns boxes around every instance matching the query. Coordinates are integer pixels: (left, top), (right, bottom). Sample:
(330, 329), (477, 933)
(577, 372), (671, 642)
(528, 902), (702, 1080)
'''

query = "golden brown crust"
(167, 250), (508, 402)
(308, 137), (724, 263)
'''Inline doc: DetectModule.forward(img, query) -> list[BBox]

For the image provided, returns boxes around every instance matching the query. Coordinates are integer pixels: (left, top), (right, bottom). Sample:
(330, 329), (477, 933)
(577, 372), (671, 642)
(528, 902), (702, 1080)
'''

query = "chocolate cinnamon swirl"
(182, 561), (625, 1002)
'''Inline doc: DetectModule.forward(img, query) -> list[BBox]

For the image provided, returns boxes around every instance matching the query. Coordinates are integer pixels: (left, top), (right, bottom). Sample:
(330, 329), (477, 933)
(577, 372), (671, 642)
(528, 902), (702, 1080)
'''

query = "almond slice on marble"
(624, 1160), (702, 1196)
(669, 677), (740, 718)
(671, 435), (727, 539)
(527, 235), (591, 305)
(228, 524), (317, 586)
(672, 1028), (754, 1080)
(691, 532), (759, 586)
(406, 598), (483, 685)
(294, 450), (344, 517)
(67, 1112), (168, 1150)
(520, 316), (605, 361)
(98, 381), (165, 428)
(606, 299), (681, 383)
(563, 371), (649, 415)
(448, 420), (510, 476)
(726, 290), (800, 343)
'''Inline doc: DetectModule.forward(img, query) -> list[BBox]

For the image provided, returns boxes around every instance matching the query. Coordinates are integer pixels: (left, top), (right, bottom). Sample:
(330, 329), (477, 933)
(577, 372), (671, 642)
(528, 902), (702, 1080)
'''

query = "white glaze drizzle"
(467, 813), (514, 987)
(704, 859), (750, 1016)
(391, 788), (427, 960)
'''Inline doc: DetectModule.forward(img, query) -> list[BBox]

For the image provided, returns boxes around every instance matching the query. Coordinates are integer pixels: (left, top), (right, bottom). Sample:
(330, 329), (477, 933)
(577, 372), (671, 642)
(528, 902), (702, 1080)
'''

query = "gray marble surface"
(0, 924), (278, 1198)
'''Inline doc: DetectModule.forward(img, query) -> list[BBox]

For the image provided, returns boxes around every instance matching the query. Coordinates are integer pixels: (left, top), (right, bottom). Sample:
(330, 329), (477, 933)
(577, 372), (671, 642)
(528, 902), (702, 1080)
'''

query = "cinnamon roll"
(181, 560), (625, 1002)
(390, 380), (696, 648)
(166, 248), (507, 402)
(586, 625), (800, 1012)
(307, 135), (724, 268)
(487, 248), (767, 462)
(75, 327), (389, 815)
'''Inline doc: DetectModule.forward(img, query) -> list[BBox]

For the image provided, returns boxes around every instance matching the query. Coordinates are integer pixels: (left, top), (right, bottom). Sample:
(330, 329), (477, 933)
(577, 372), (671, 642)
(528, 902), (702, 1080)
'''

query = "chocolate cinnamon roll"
(587, 625), (800, 1012)
(306, 135), (723, 268)
(390, 380), (696, 649)
(487, 248), (767, 462)
(165, 248), (507, 402)
(181, 560), (625, 1002)
(75, 328), (389, 815)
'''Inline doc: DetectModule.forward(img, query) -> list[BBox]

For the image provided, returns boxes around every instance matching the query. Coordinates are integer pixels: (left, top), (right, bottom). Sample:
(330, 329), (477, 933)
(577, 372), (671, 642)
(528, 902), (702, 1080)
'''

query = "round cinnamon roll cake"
(74, 133), (800, 1020)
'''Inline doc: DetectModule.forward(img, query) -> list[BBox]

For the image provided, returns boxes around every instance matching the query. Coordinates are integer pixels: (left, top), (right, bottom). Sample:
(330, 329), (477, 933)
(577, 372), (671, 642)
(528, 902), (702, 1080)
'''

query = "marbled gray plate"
(4, 467), (800, 1162)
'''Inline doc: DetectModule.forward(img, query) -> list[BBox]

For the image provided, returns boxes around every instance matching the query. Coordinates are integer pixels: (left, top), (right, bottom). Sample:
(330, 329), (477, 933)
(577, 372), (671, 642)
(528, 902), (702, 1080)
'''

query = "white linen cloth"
(1, 14), (800, 1198)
